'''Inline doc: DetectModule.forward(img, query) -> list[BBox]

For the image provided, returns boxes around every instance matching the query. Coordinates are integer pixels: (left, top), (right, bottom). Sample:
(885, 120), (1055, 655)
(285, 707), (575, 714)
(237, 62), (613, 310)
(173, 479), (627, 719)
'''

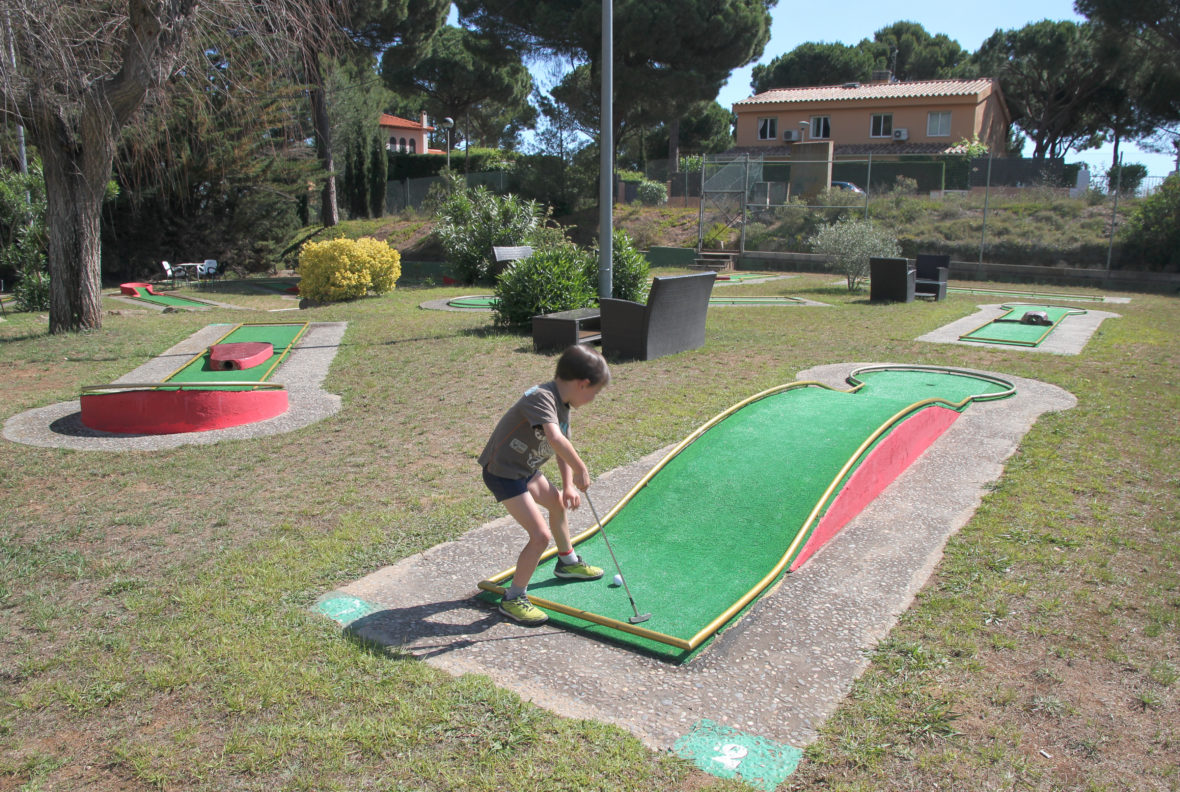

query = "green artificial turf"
(164, 322), (307, 388)
(124, 286), (215, 308)
(489, 368), (1014, 662)
(447, 295), (498, 308)
(959, 304), (1087, 346)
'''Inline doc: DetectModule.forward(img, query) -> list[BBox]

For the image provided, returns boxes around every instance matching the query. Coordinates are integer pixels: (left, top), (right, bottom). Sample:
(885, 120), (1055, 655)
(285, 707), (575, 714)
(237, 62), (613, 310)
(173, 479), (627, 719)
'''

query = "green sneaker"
(554, 556), (604, 580)
(498, 593), (548, 625)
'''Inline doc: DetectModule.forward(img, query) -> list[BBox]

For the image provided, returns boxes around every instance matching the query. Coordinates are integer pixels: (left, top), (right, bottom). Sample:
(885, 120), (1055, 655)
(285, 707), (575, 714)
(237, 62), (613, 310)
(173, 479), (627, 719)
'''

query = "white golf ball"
(613, 574), (623, 586)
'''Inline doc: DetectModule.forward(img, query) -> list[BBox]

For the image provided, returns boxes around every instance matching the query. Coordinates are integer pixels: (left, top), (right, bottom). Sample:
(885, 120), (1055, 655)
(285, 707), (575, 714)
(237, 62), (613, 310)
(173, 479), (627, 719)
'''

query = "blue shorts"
(482, 467), (540, 502)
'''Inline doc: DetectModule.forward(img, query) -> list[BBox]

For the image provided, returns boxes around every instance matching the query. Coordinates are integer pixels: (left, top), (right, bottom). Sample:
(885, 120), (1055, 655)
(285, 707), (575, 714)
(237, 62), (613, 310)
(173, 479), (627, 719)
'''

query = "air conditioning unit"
(783, 129), (801, 142)
(893, 128), (909, 141)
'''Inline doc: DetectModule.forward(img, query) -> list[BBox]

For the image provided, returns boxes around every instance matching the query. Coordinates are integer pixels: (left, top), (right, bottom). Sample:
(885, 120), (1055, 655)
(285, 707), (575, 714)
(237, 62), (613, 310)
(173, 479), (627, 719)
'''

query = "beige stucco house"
(732, 77), (1010, 159)
(379, 112), (445, 155)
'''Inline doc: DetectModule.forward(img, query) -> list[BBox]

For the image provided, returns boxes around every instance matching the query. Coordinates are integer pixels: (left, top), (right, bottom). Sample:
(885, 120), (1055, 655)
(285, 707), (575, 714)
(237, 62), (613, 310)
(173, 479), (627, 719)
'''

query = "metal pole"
(1106, 153), (1122, 271)
(864, 153), (872, 218)
(697, 159), (706, 250)
(597, 0), (613, 300)
(979, 155), (993, 266)
(739, 153), (749, 253)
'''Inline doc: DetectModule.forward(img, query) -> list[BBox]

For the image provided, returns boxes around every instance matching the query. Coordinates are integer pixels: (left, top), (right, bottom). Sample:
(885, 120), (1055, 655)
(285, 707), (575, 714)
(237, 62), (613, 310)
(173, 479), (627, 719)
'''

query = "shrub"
(13, 259), (50, 312)
(587, 230), (650, 303)
(808, 217), (901, 290)
(431, 185), (546, 284)
(1107, 162), (1147, 195)
(0, 159), (47, 286)
(1119, 173), (1180, 271)
(493, 244), (595, 328)
(702, 222), (733, 249)
(297, 237), (401, 303)
(636, 180), (668, 206)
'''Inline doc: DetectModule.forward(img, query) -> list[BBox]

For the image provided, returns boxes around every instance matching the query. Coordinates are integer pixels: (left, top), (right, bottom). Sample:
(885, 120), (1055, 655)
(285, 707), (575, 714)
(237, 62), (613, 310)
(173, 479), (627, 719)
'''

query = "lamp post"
(439, 117), (454, 169)
(598, 0), (613, 300)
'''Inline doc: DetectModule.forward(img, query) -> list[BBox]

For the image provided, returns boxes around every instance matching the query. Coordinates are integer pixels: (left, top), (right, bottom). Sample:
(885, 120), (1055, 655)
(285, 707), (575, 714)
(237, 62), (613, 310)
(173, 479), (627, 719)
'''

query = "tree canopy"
(457, 0), (776, 152)
(0, 0), (341, 333)
(972, 20), (1112, 159)
(380, 25), (534, 151)
(751, 21), (967, 93)
(1074, 0), (1180, 69)
(862, 21), (968, 81)
(751, 42), (875, 92)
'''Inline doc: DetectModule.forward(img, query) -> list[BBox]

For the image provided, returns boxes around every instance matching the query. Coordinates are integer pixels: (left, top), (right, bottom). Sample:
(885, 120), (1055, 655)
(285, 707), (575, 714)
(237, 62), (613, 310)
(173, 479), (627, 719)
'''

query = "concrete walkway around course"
(918, 304), (1120, 355)
(320, 363), (1075, 756)
(3, 322), (346, 451)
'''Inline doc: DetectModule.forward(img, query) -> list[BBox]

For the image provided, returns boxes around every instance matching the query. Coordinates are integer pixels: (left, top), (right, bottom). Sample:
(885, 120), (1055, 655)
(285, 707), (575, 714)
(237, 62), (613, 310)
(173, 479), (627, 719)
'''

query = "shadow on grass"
(342, 598), (509, 661)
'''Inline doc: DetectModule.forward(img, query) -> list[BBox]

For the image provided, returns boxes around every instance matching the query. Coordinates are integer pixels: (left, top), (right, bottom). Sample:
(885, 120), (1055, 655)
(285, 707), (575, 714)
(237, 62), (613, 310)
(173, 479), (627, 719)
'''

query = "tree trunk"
(307, 51), (339, 227)
(38, 120), (116, 333)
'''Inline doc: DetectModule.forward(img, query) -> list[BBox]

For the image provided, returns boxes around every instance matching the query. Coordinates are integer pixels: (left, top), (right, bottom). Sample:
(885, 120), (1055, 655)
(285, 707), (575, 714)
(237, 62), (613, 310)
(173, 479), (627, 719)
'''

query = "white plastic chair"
(198, 259), (219, 282)
(161, 261), (186, 286)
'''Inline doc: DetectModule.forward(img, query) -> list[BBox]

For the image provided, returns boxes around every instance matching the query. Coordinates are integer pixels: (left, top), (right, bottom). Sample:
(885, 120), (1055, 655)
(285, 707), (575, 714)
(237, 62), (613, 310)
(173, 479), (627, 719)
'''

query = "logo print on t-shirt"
(527, 426), (553, 470)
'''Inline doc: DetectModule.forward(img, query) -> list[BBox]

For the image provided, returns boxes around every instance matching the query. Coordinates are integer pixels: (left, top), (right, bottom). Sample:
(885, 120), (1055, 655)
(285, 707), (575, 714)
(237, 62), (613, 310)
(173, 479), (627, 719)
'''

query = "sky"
(715, 0), (1177, 179)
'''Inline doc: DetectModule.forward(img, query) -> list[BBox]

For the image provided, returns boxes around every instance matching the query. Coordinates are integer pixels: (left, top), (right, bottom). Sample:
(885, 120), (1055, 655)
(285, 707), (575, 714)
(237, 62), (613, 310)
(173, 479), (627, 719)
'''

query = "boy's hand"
(572, 465), (591, 492)
(562, 487), (582, 510)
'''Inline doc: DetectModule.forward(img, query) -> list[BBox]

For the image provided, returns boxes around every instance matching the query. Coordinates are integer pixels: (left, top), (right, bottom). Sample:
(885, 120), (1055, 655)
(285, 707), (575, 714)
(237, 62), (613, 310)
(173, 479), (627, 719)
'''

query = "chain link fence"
(692, 152), (1170, 270)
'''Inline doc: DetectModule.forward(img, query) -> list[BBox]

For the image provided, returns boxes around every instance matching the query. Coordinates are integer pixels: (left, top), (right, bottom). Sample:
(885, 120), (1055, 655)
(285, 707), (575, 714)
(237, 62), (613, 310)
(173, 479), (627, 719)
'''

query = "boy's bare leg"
(527, 474), (574, 555)
(501, 490), (554, 590)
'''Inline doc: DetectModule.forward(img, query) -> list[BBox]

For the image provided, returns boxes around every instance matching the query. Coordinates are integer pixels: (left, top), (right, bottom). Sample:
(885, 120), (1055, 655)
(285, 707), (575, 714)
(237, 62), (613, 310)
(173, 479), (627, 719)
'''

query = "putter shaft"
(583, 490), (651, 624)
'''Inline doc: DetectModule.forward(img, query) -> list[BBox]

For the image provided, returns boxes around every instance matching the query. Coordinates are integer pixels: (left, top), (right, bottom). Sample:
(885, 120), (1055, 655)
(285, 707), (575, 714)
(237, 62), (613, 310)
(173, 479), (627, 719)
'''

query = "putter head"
(628, 613), (652, 624)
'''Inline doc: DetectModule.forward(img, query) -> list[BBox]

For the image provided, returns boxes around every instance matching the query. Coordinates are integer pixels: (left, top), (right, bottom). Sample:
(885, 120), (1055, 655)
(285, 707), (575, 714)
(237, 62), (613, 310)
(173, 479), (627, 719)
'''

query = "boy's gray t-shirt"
(479, 381), (570, 480)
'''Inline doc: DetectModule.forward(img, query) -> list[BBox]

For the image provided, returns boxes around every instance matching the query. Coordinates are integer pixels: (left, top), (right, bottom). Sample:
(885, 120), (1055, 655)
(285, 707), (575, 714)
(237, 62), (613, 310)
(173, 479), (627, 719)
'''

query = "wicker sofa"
(599, 272), (716, 360)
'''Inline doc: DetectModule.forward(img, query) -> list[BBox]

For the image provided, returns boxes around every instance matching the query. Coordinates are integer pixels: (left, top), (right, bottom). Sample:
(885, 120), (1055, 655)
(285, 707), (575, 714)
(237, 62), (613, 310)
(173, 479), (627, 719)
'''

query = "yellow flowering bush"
(297, 237), (401, 303)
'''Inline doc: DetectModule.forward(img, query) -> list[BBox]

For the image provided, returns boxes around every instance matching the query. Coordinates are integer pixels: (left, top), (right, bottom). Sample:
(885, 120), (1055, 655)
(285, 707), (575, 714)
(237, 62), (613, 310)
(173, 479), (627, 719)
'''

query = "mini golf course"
(479, 365), (1016, 662)
(118, 282), (217, 309)
(959, 303), (1088, 347)
(80, 322), (308, 434)
(444, 294), (806, 310)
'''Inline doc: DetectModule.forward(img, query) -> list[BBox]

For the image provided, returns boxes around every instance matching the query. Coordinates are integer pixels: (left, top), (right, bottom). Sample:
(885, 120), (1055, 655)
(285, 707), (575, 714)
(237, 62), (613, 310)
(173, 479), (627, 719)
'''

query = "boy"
(478, 345), (611, 625)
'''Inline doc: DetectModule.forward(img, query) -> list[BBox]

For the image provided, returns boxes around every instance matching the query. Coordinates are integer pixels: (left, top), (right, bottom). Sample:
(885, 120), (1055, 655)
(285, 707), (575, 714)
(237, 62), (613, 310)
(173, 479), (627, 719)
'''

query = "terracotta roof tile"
(379, 113), (432, 130)
(735, 78), (996, 106)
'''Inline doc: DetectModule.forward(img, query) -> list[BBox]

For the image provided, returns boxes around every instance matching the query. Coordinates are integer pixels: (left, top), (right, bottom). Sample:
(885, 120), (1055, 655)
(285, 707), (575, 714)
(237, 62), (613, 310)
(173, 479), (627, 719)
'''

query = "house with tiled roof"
(379, 112), (445, 155)
(732, 77), (1010, 159)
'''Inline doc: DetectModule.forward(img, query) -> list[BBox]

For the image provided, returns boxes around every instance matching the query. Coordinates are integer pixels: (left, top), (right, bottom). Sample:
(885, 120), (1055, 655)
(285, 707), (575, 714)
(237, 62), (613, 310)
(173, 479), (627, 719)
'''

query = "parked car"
(831, 181), (865, 193)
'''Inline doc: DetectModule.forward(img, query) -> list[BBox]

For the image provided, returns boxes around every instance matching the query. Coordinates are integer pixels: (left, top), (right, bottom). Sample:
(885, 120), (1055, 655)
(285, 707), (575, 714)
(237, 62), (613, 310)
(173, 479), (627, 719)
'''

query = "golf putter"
(582, 489), (651, 624)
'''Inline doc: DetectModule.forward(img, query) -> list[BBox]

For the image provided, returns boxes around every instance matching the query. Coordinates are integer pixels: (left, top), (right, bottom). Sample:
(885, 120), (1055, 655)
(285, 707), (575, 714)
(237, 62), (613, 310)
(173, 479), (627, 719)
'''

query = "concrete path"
(320, 363), (1075, 754)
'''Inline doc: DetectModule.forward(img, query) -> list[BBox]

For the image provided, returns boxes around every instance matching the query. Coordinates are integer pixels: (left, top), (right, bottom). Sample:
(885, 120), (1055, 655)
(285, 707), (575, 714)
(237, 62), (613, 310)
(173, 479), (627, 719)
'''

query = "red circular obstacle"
(80, 385), (288, 435)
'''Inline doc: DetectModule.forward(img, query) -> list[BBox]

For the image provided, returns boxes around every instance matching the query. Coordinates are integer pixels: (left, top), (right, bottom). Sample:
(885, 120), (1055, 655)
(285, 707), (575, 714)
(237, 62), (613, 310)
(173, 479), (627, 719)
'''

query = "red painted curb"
(80, 388), (288, 435)
(789, 404), (960, 571)
(209, 342), (274, 371)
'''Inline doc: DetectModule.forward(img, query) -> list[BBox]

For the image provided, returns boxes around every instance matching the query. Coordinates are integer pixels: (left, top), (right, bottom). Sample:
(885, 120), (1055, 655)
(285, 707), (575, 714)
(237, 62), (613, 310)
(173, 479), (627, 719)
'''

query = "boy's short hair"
(555, 345), (611, 386)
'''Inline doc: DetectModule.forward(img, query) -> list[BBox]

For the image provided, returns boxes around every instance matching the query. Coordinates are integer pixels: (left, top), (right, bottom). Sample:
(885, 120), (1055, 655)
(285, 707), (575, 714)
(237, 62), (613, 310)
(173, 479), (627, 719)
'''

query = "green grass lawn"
(1, 272), (1176, 791)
